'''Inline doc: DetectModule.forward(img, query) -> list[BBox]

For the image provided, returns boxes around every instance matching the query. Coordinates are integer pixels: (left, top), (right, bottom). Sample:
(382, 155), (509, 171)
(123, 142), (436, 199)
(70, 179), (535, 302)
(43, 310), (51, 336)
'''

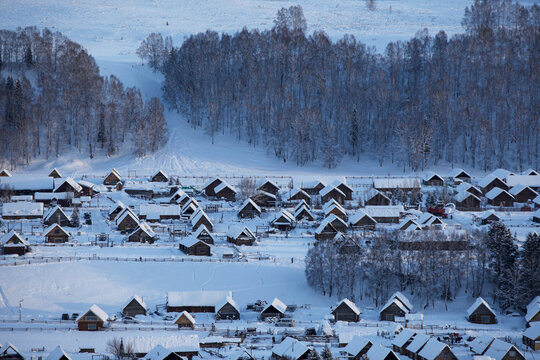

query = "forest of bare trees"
(0, 27), (167, 169)
(158, 0), (539, 170)
(305, 226), (540, 311)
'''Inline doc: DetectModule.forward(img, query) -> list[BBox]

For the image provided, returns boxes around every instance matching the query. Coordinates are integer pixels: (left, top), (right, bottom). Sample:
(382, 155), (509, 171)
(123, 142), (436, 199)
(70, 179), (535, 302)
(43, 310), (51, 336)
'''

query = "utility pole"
(18, 299), (24, 321)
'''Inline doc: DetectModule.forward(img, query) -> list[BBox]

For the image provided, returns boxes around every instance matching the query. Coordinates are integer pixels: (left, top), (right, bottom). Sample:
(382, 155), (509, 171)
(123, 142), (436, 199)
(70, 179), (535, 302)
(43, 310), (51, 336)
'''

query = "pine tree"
(70, 207), (80, 228)
(320, 345), (333, 360)
(24, 47), (33, 68)
(308, 348), (321, 360)
(97, 106), (107, 149)
(518, 233), (540, 307)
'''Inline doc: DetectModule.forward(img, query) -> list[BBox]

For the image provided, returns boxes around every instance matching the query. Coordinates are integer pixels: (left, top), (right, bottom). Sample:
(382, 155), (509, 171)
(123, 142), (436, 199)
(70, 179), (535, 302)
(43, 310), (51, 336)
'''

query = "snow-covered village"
(0, 0), (539, 360)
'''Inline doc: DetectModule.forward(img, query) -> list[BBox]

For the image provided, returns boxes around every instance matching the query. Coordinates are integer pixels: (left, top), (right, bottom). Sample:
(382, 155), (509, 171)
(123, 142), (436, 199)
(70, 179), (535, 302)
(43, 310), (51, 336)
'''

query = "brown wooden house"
(315, 221), (338, 241)
(44, 223), (70, 243)
(103, 168), (122, 185)
(523, 324), (540, 351)
(423, 172), (445, 186)
(486, 188), (515, 207)
(392, 329), (417, 355)
(122, 295), (147, 317)
(349, 210), (377, 229)
(174, 311), (196, 328)
(332, 298), (361, 322)
(191, 210), (214, 232)
(343, 337), (373, 360)
(226, 226), (256, 245)
(484, 339), (525, 360)
(294, 205), (314, 222)
(320, 185), (346, 204)
(77, 304), (108, 331)
(78, 180), (95, 197)
(479, 175), (509, 194)
(43, 205), (70, 227)
(450, 168), (472, 183)
(151, 170), (169, 182)
(509, 185), (538, 203)
(417, 339), (458, 360)
(0, 169), (12, 177)
(193, 225), (216, 245)
(334, 181), (354, 200)
(257, 179), (279, 195)
(364, 189), (391, 206)
(261, 298), (287, 319)
(289, 188), (311, 205)
(238, 198), (261, 218)
(214, 182), (237, 201)
(216, 296), (240, 320)
(301, 180), (325, 196)
(116, 209), (139, 231)
(467, 297), (497, 324)
(454, 191), (482, 209)
(1, 230), (30, 256)
(179, 237), (211, 256)
(202, 177), (224, 197)
(252, 191), (276, 208)
(128, 222), (157, 243)
(108, 201), (126, 220)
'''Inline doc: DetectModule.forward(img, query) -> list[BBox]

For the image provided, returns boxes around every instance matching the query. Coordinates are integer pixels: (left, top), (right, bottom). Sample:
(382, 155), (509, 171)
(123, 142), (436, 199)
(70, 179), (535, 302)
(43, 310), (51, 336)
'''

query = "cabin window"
(386, 314), (394, 321)
(54, 229), (60, 234)
(85, 315), (98, 321)
(481, 316), (490, 323)
(88, 323), (97, 330)
(509, 351), (516, 357)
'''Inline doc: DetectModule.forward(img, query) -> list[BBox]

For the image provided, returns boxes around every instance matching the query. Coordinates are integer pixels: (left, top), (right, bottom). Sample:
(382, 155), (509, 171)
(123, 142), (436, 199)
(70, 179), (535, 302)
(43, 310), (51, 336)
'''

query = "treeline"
(305, 225), (540, 311)
(0, 27), (167, 169)
(157, 0), (539, 170)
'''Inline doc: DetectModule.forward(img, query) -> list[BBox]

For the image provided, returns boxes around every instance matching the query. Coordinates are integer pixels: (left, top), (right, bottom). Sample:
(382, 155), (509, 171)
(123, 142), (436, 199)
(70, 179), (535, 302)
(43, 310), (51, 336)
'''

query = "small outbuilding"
(122, 295), (147, 317)
(151, 170), (169, 182)
(467, 297), (497, 324)
(103, 168), (122, 186)
(332, 298), (361, 322)
(174, 311), (196, 329)
(178, 237), (211, 256)
(261, 298), (287, 320)
(44, 223), (70, 243)
(77, 304), (108, 331)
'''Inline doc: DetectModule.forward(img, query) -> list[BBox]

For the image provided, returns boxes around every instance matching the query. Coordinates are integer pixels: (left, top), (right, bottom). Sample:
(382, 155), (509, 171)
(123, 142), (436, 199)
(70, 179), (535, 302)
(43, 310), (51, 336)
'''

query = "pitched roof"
(366, 344), (396, 360)
(272, 337), (309, 360)
(484, 339), (522, 360)
(168, 290), (231, 307)
(418, 339), (449, 360)
(44, 205), (68, 222)
(467, 297), (495, 317)
(140, 204), (180, 219)
(109, 200), (126, 215)
(423, 171), (444, 182)
(226, 225), (255, 239)
(301, 180), (325, 189)
(123, 295), (147, 311)
(193, 225), (215, 240)
(349, 209), (376, 225)
(505, 175), (540, 188)
(343, 336), (372, 356)
(240, 198), (261, 214)
(455, 182), (481, 194)
(263, 297), (287, 314)
(174, 311), (196, 324)
(77, 304), (109, 322)
(526, 297), (540, 322)
(523, 322), (540, 339)
(152, 169), (169, 180)
(485, 187), (513, 200)
(455, 191), (481, 203)
(0, 343), (23, 359)
(365, 205), (404, 218)
(478, 174), (504, 189)
(392, 329), (417, 348)
(450, 168), (471, 178)
(335, 298), (361, 315)
(289, 188), (310, 200)
(216, 295), (240, 313)
(116, 209), (139, 225)
(46, 346), (71, 360)
(322, 199), (345, 213)
(406, 333), (430, 353)
(2, 202), (44, 217)
(469, 335), (495, 355)
(145, 345), (179, 360)
(320, 184), (345, 197)
(44, 223), (70, 237)
(215, 180), (237, 195)
(54, 177), (82, 193)
(509, 184), (537, 197)
(1, 230), (28, 246)
(272, 210), (295, 225)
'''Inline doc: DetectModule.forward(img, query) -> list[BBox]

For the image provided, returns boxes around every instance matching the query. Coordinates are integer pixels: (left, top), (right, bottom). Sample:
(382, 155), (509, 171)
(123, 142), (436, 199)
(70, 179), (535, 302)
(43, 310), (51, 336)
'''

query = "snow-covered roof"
(319, 184), (345, 197)
(301, 180), (325, 189)
(226, 225), (255, 239)
(263, 297), (287, 314)
(46, 346), (71, 360)
(0, 344), (23, 358)
(331, 179), (353, 192)
(478, 174), (504, 189)
(509, 184), (537, 197)
(54, 177), (82, 193)
(366, 344), (395, 360)
(44, 223), (69, 237)
(116, 209), (139, 225)
(140, 204), (180, 219)
(272, 337), (309, 360)
(467, 297), (495, 317)
(455, 182), (481, 194)
(393, 292), (412, 310)
(0, 169), (12, 176)
(323, 199), (345, 213)
(489, 168), (514, 179)
(400, 218), (423, 231)
(133, 335), (199, 354)
(257, 178), (279, 190)
(484, 339), (522, 360)
(191, 209), (212, 226)
(527, 296), (540, 314)
(123, 294), (147, 311)
(469, 335), (495, 355)
(423, 171), (444, 182)
(294, 205), (313, 219)
(216, 295), (239, 313)
(215, 180), (237, 194)
(324, 203), (347, 217)
(129, 222), (156, 239)
(240, 198), (261, 213)
(523, 322), (540, 339)
(2, 202), (44, 217)
(406, 333), (430, 353)
(152, 169), (169, 180)
(526, 297), (540, 322)
(450, 168), (471, 178)
(1, 230), (28, 246)
(343, 336), (372, 356)
(365, 205), (404, 218)
(78, 180), (95, 188)
(480, 209), (499, 220)
(289, 188), (310, 200)
(109, 201), (126, 215)
(272, 210), (295, 225)
(194, 225), (215, 239)
(144, 345), (177, 360)
(505, 175), (540, 188)
(522, 168), (539, 176)
(373, 178), (421, 189)
(349, 209), (376, 226)
(315, 214), (347, 234)
(381, 298), (409, 316)
(455, 191), (481, 203)
(202, 176), (223, 190)
(392, 329), (417, 348)
(0, 176), (54, 190)
(362, 188), (390, 202)
(485, 187), (513, 200)
(178, 236), (208, 248)
(168, 290), (232, 307)
(168, 188), (186, 202)
(174, 311), (196, 324)
(35, 192), (74, 200)
(336, 298), (361, 315)
(44, 205), (68, 222)
(418, 339), (448, 360)
(318, 319), (333, 337)
(77, 304), (109, 322)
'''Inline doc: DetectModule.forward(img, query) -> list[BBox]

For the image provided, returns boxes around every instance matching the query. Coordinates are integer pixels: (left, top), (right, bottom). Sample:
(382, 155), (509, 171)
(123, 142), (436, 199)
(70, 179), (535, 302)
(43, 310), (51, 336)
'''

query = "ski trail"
(0, 286), (15, 314)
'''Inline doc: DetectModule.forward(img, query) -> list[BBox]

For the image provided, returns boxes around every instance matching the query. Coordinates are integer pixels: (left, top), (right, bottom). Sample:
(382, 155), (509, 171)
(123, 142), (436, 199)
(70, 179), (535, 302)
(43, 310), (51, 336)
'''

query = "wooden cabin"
(423, 172), (445, 186)
(0, 169), (12, 177)
(191, 210), (214, 232)
(333, 181), (354, 200)
(479, 175), (509, 194)
(193, 225), (216, 245)
(484, 339), (525, 360)
(44, 223), (70, 243)
(216, 296), (240, 320)
(523, 323), (540, 351)
(48, 168), (62, 178)
(405, 333), (430, 360)
(343, 336), (373, 360)
(364, 205), (403, 224)
(417, 339), (458, 360)
(332, 298), (361, 322)
(238, 198), (261, 218)
(526, 296), (540, 326)
(349, 210), (377, 229)
(167, 290), (231, 313)
(366, 344), (400, 360)
(78, 180), (95, 197)
(315, 221), (338, 241)
(77, 304), (108, 331)
(108, 201), (126, 220)
(1, 231), (30, 255)
(2, 202), (44, 220)
(0, 344), (24, 360)
(151, 170), (169, 182)
(481, 210), (501, 225)
(467, 297), (497, 324)
(116, 209), (139, 231)
(323, 202), (347, 221)
(272, 337), (310, 360)
(486, 188), (514, 207)
(226, 226), (256, 246)
(294, 205), (314, 222)
(380, 299), (409, 321)
(392, 329), (417, 355)
(122, 295), (147, 317)
(179, 237), (211, 256)
(454, 191), (482, 210)
(320, 185), (346, 204)
(43, 205), (70, 227)
(53, 178), (82, 197)
(257, 178), (280, 195)
(509, 185), (538, 203)
(174, 311), (196, 328)
(214, 182), (237, 201)
(128, 222), (157, 243)
(252, 191), (276, 208)
(261, 298), (287, 319)
(202, 177), (224, 197)
(364, 189), (390, 206)
(449, 168), (472, 183)
(103, 168), (121, 185)
(288, 188), (311, 205)
(271, 210), (295, 231)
